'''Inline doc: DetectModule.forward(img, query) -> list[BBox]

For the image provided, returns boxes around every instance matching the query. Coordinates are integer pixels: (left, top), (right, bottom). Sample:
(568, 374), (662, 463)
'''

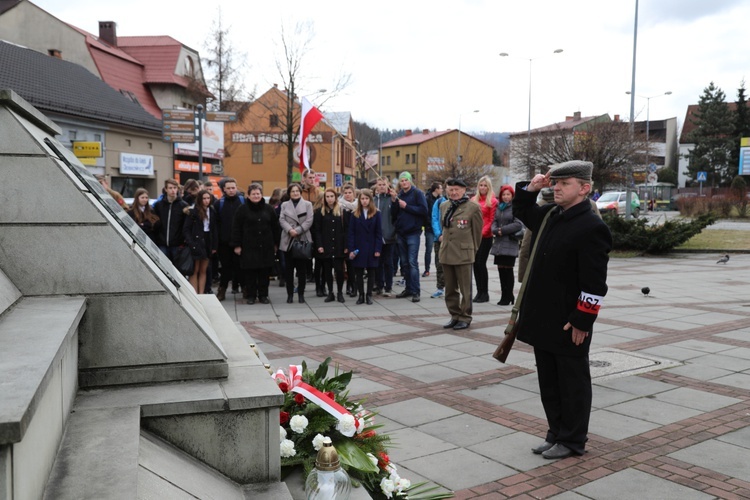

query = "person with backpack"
(214, 177), (245, 301)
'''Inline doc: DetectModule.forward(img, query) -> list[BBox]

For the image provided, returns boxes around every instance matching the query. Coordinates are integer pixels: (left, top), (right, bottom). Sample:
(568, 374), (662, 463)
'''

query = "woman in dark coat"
(231, 183), (281, 304)
(314, 188), (347, 303)
(490, 185), (524, 305)
(127, 187), (159, 242)
(347, 189), (383, 305)
(183, 189), (218, 294)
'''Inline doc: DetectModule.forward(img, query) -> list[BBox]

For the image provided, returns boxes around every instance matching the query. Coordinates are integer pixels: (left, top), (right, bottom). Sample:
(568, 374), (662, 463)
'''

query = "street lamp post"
(500, 49), (563, 179)
(457, 110), (479, 169)
(626, 91), (672, 171)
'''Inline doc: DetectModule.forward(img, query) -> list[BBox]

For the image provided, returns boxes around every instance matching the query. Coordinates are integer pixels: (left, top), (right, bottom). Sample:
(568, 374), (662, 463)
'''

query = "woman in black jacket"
(314, 188), (347, 303)
(127, 187), (159, 242)
(183, 190), (218, 294)
(231, 183), (281, 304)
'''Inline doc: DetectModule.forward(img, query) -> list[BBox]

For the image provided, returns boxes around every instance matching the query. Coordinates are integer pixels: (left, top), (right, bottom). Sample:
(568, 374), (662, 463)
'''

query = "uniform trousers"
(443, 263), (473, 323)
(534, 348), (591, 455)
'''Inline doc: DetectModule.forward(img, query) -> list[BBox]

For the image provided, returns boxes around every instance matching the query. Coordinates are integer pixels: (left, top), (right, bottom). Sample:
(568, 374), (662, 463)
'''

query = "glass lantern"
(305, 437), (351, 500)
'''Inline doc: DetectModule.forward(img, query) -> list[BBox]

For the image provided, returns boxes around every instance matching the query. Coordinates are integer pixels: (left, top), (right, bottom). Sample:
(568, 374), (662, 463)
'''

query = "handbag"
(173, 245), (195, 276)
(289, 238), (312, 260)
(493, 207), (555, 363)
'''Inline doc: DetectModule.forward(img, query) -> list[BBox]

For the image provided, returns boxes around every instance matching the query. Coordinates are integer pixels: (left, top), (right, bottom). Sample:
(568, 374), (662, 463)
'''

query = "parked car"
(595, 191), (640, 217)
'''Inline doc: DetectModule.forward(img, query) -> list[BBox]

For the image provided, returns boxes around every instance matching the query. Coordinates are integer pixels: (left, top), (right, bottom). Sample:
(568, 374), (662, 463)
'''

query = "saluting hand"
(527, 173), (550, 192)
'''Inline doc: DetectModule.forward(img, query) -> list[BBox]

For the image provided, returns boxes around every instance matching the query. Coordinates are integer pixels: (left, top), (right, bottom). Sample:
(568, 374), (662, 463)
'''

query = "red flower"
(325, 391), (335, 400)
(280, 411), (290, 425)
(278, 381), (290, 393)
(357, 430), (376, 439)
(378, 451), (390, 469)
(294, 393), (306, 405)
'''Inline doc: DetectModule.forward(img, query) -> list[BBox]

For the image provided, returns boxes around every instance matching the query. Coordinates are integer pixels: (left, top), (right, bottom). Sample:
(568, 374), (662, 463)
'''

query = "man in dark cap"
(512, 160), (612, 460)
(438, 178), (483, 330)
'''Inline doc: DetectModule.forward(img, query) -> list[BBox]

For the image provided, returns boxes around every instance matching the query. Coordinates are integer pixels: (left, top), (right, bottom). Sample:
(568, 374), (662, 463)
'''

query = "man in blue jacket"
(430, 183), (447, 298)
(391, 171), (428, 302)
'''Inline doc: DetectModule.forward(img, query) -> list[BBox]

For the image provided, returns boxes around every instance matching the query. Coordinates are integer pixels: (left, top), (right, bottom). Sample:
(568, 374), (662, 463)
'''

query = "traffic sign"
(647, 172), (658, 185)
(161, 109), (194, 121)
(697, 171), (707, 182)
(649, 163), (657, 173)
(334, 173), (343, 188)
(163, 132), (196, 143)
(162, 121), (196, 132)
(205, 111), (237, 122)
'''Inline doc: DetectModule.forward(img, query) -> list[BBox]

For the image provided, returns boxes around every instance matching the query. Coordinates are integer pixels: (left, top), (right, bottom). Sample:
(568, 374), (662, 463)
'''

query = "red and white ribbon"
(292, 381), (351, 420)
(273, 365), (302, 391)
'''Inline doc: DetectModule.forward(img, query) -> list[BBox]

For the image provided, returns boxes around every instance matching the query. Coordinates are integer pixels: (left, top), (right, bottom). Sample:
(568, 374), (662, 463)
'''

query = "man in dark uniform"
(438, 178), (483, 330)
(513, 160), (612, 460)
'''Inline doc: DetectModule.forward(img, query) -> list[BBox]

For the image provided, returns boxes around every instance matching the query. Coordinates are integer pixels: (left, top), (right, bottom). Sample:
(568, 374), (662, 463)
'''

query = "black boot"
(365, 294), (373, 305)
(497, 268), (515, 305)
(325, 292), (335, 303)
(287, 293), (294, 304)
(337, 291), (345, 303)
(356, 294), (365, 305)
(298, 292), (305, 303)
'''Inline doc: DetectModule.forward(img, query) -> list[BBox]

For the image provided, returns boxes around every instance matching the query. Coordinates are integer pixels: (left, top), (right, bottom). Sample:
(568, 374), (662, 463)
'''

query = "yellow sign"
(741, 137), (750, 147)
(73, 141), (102, 158)
(78, 157), (97, 166)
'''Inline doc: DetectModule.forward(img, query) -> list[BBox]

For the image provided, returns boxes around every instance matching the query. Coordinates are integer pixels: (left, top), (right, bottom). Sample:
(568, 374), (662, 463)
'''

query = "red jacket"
(474, 195), (498, 238)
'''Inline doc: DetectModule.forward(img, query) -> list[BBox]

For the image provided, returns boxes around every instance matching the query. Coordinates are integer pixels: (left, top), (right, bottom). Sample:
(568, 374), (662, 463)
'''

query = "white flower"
(396, 477), (411, 492)
(280, 439), (296, 458)
(366, 452), (378, 467)
(336, 414), (357, 437)
(355, 417), (365, 434)
(279, 426), (287, 443)
(380, 477), (396, 498)
(312, 434), (327, 451)
(290, 415), (309, 434)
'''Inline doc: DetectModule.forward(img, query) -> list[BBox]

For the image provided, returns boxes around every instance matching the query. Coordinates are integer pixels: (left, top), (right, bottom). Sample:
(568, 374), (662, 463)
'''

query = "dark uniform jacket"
(438, 199), (483, 266)
(230, 198), (281, 269)
(513, 183), (612, 356)
(313, 207), (347, 259)
(183, 206), (218, 260)
(391, 186), (428, 236)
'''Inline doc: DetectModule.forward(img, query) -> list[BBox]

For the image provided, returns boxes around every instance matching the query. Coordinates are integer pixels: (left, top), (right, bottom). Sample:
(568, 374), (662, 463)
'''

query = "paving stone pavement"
(223, 252), (750, 499)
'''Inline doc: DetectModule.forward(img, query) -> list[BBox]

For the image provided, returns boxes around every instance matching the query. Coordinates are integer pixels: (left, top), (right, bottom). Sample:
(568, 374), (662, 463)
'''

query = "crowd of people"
(119, 161), (611, 462)
(120, 170), (533, 309)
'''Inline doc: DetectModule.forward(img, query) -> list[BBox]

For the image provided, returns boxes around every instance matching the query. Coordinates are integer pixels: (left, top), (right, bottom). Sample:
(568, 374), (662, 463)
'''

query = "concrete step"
(0, 296), (86, 500)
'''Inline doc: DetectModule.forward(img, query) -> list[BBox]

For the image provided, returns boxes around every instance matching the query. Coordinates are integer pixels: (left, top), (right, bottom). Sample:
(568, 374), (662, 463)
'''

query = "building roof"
(382, 129), (453, 147)
(509, 113), (609, 137)
(0, 40), (162, 130)
(118, 36), (190, 87)
(0, 0), (22, 15)
(678, 102), (746, 144)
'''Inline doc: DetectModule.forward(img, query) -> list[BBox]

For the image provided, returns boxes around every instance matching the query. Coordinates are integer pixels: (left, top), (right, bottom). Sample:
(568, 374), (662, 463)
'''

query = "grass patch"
(677, 229), (750, 250)
(611, 250), (643, 258)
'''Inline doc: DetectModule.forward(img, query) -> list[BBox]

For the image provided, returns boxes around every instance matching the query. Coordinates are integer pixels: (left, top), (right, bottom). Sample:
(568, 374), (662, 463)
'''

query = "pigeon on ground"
(717, 254), (730, 264)
(641, 287), (650, 296)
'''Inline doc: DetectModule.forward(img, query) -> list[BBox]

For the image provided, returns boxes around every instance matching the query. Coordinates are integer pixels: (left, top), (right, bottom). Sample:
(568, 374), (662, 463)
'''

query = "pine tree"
(685, 82), (735, 186)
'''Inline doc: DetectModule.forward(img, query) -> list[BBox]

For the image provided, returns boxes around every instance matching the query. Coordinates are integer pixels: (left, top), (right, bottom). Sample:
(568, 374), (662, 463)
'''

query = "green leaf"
(313, 357), (332, 383)
(334, 440), (379, 473)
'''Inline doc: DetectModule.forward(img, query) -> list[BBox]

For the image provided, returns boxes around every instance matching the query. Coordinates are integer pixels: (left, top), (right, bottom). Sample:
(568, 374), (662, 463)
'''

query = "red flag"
(298, 97), (324, 172)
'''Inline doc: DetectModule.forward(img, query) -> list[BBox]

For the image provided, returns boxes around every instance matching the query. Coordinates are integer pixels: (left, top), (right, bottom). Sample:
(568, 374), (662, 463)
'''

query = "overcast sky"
(34, 0), (750, 136)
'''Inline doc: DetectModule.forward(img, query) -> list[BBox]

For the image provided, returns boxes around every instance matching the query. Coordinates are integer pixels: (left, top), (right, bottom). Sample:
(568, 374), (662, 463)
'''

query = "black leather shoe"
(531, 441), (555, 455)
(473, 293), (489, 303)
(324, 293), (335, 303)
(443, 319), (459, 329)
(395, 290), (413, 299)
(337, 292), (345, 303)
(365, 295), (373, 305)
(452, 321), (470, 330)
(259, 297), (270, 304)
(356, 295), (365, 305)
(287, 294), (294, 304)
(542, 443), (574, 460)
(411, 293), (420, 303)
(298, 293), (305, 304)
